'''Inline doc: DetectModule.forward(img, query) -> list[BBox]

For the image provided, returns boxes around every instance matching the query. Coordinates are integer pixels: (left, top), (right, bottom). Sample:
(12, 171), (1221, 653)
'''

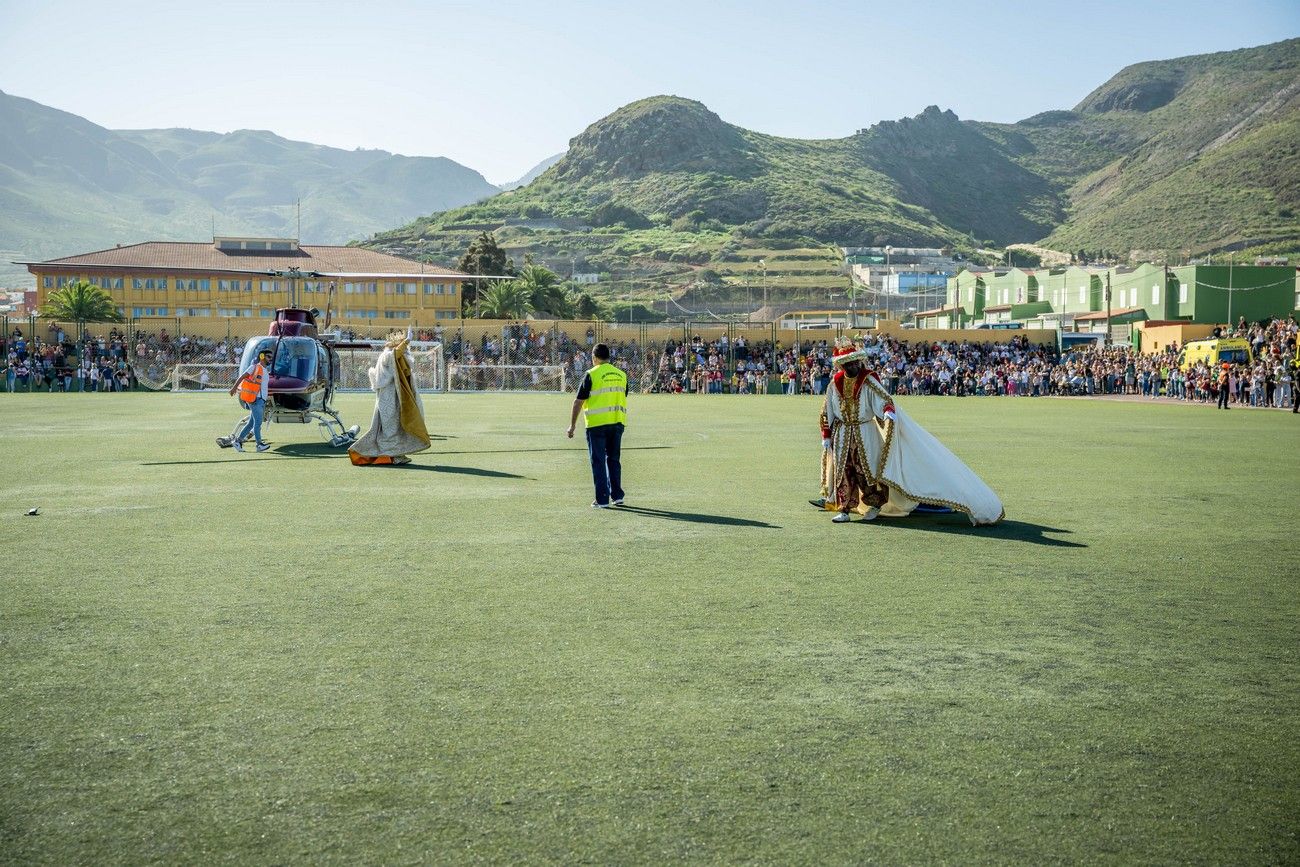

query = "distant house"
(571, 273), (600, 285)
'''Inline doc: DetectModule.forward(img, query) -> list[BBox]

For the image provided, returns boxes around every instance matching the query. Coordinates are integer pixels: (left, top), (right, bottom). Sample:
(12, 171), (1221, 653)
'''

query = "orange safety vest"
(238, 362), (266, 403)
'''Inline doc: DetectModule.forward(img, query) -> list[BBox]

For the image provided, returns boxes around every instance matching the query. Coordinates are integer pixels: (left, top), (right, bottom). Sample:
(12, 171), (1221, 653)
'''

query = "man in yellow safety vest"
(566, 343), (628, 508)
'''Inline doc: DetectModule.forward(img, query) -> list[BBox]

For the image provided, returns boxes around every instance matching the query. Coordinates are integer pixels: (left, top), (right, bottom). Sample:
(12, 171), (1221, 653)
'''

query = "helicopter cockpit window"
(239, 338), (278, 375)
(272, 337), (319, 382)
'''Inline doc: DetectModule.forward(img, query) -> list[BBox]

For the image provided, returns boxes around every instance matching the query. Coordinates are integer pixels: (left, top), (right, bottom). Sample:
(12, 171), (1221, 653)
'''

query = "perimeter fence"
(7, 313), (1023, 394)
(1, 314), (854, 393)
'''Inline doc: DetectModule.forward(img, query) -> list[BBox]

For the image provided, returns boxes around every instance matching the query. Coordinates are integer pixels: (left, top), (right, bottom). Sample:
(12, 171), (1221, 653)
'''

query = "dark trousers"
(1217, 384), (1230, 409)
(586, 422), (624, 505)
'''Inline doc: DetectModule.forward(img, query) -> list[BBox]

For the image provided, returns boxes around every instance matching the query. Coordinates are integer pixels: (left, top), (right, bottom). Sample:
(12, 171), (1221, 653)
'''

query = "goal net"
(172, 364), (241, 392)
(448, 363), (567, 392)
(334, 342), (445, 392)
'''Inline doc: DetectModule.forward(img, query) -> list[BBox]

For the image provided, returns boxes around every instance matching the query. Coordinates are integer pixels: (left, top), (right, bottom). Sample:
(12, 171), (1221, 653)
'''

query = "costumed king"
(817, 337), (1002, 525)
(349, 334), (431, 466)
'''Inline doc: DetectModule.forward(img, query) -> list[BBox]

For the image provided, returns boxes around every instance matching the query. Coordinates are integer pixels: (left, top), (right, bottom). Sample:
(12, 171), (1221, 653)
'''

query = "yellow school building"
(23, 237), (469, 326)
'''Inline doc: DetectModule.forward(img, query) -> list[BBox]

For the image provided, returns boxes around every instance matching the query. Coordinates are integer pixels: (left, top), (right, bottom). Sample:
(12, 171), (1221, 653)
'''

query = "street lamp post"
(760, 259), (767, 319)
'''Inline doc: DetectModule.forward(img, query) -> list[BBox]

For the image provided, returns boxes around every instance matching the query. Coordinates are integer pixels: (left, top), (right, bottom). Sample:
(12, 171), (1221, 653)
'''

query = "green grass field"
(2, 393), (1297, 864)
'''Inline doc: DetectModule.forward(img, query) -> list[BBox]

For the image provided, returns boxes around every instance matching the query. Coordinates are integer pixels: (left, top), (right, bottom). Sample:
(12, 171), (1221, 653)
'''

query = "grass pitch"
(1, 393), (1297, 864)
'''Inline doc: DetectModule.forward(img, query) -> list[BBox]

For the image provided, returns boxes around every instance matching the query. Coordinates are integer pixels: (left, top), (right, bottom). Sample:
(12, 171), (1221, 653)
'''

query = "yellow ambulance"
(1177, 337), (1253, 371)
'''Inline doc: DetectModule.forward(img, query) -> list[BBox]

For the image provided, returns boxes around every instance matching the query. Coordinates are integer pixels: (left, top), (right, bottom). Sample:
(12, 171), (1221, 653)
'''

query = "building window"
(384, 310), (407, 319)
(447, 284), (455, 296)
(135, 277), (167, 290)
(1078, 287), (1086, 304)
(1151, 285), (1160, 305)
(43, 276), (53, 288)
(1180, 283), (1188, 304)
(260, 280), (283, 293)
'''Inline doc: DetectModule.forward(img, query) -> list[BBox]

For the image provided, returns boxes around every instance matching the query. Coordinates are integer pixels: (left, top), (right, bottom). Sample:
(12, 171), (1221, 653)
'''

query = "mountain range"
(371, 37), (1299, 291)
(0, 89), (519, 285)
(3, 37), (1297, 294)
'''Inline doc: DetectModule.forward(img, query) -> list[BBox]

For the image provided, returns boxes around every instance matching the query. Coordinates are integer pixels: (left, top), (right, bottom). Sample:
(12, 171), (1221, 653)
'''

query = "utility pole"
(1163, 264), (1169, 321)
(1227, 257), (1234, 332)
(1104, 271), (1112, 347)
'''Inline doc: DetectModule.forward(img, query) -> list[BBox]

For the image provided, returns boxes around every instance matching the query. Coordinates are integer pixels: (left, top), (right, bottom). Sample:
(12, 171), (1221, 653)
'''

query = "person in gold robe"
(349, 335), (431, 466)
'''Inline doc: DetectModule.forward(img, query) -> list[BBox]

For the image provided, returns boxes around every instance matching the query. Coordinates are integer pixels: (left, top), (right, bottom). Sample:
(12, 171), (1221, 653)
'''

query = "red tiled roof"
(25, 241), (468, 278)
(916, 305), (965, 317)
(1074, 306), (1146, 322)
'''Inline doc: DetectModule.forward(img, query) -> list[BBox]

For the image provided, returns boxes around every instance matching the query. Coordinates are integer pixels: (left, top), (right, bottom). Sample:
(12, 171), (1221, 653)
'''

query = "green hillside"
(369, 39), (1299, 302)
(1034, 38), (1300, 255)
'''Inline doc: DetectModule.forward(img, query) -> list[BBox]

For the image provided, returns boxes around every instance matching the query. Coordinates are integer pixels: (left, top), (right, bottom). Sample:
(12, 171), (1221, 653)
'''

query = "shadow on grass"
(426, 446), (673, 456)
(394, 463), (531, 480)
(867, 514), (1085, 548)
(143, 441), (347, 464)
(615, 505), (781, 529)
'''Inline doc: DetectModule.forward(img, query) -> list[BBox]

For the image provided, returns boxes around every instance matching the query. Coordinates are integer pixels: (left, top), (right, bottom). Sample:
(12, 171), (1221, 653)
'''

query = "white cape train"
(824, 373), (1004, 525)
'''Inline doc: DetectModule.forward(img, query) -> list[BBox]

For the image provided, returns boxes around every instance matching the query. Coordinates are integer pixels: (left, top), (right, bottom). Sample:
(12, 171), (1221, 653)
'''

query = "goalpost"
(333, 341), (446, 392)
(447, 363), (567, 393)
(171, 364), (241, 392)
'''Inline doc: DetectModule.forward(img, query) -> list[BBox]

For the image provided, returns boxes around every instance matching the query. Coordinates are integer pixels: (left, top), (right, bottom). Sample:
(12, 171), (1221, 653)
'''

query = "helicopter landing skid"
(215, 409), (358, 449)
(316, 408), (360, 448)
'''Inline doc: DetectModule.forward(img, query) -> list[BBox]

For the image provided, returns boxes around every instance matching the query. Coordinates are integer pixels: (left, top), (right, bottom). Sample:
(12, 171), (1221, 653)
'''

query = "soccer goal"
(447, 363), (567, 393)
(172, 364), (241, 392)
(333, 341), (446, 392)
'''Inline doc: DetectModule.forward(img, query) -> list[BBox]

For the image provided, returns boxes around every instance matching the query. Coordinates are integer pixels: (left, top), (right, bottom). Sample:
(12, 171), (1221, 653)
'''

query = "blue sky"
(1, 0), (1296, 184)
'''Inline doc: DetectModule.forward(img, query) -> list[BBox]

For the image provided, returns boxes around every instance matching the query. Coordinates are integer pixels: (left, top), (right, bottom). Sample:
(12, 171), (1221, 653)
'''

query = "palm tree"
(514, 264), (573, 318)
(39, 279), (123, 322)
(573, 291), (603, 320)
(478, 281), (534, 319)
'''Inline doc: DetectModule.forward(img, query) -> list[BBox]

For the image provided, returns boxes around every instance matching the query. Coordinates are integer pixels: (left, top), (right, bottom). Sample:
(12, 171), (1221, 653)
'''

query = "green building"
(1168, 265), (1298, 323)
(942, 264), (1298, 331)
(945, 269), (991, 320)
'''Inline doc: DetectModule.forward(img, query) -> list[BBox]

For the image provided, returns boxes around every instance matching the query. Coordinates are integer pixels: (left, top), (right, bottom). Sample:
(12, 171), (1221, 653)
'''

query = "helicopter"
(215, 304), (362, 449)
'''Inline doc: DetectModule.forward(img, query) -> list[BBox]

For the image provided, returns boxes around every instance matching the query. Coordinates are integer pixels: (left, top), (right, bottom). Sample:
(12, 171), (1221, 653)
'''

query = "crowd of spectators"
(3, 323), (136, 393)
(7, 315), (1297, 408)
(1052, 317), (1297, 407)
(636, 333), (1063, 397)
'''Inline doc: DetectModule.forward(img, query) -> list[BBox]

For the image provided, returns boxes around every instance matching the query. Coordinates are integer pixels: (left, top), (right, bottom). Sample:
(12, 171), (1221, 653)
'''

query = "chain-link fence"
(4, 313), (1055, 397)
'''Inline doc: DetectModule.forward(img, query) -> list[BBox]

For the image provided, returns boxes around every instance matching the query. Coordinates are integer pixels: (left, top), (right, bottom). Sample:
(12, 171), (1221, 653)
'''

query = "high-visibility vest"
(583, 362), (628, 428)
(238, 362), (266, 403)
